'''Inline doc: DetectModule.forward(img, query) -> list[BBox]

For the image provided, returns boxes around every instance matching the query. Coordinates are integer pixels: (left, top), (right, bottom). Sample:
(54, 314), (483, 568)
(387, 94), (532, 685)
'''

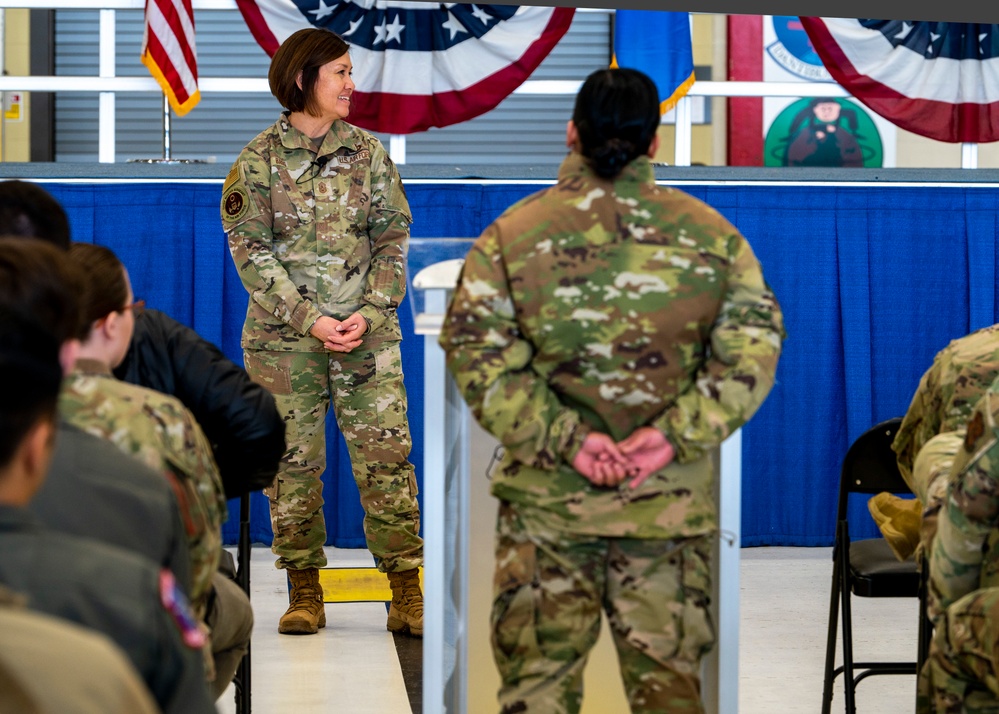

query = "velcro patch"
(966, 410), (986, 452)
(223, 163), (240, 191)
(338, 149), (370, 166)
(159, 569), (206, 649)
(222, 185), (250, 223)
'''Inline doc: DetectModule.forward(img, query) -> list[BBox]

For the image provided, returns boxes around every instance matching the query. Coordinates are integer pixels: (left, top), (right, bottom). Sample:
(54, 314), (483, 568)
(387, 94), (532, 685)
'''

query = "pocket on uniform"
(370, 343), (408, 434)
(491, 532), (541, 666)
(243, 350), (293, 395)
(678, 538), (717, 661)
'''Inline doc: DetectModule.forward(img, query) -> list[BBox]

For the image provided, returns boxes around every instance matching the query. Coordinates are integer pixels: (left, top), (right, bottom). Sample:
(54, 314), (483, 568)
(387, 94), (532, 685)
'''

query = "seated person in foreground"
(0, 178), (285, 499)
(0, 584), (160, 714)
(880, 324), (999, 561)
(58, 241), (252, 699)
(920, 372), (999, 712)
(0, 239), (214, 714)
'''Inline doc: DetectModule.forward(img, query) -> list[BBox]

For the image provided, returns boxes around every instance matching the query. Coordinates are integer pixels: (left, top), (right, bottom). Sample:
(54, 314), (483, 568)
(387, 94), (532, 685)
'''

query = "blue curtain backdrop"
(41, 181), (999, 549)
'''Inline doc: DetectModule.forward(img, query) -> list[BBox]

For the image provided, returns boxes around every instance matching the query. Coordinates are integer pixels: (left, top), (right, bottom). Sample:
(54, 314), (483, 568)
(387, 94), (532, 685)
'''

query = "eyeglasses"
(121, 299), (145, 316)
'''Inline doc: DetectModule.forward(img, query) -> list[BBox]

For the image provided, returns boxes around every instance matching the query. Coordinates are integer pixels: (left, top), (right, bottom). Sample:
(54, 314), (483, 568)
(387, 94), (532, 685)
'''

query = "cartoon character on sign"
(765, 97), (883, 168)
(786, 98), (863, 167)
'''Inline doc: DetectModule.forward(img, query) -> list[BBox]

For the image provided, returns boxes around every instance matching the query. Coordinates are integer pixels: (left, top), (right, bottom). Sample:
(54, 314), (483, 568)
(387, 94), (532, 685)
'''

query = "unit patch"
(223, 186), (250, 222)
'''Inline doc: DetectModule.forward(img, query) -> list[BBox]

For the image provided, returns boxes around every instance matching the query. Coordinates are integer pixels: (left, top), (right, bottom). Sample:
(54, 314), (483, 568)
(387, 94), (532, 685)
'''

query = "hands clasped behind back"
(572, 427), (676, 490)
(309, 313), (367, 352)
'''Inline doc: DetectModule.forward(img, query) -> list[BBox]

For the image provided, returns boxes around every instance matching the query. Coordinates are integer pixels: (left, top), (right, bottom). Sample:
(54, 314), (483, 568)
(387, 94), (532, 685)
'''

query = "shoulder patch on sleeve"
(220, 161), (261, 229)
(223, 163), (240, 191)
(159, 569), (206, 649)
(222, 184), (251, 223)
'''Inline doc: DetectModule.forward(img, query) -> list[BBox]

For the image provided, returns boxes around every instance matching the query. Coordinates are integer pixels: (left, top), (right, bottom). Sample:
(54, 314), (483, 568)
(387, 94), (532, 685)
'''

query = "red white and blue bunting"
(235, 0), (574, 134)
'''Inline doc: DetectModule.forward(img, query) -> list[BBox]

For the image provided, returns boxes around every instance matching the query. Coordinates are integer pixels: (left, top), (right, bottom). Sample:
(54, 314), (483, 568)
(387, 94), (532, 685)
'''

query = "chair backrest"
(836, 417), (906, 521)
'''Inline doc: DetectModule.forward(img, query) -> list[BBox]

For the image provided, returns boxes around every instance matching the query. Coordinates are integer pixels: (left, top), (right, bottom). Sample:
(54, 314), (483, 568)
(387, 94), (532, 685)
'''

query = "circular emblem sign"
(765, 97), (883, 168)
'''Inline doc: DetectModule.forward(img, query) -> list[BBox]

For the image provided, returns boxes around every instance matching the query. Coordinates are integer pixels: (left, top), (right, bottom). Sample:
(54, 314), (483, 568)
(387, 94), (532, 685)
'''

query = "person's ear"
(58, 339), (80, 376)
(296, 70), (303, 91)
(22, 417), (55, 492)
(94, 311), (117, 342)
(566, 120), (579, 150)
(647, 133), (660, 158)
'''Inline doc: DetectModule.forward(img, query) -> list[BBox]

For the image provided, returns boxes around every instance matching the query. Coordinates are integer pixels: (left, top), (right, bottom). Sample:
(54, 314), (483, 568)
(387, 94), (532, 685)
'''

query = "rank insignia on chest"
(316, 180), (331, 198)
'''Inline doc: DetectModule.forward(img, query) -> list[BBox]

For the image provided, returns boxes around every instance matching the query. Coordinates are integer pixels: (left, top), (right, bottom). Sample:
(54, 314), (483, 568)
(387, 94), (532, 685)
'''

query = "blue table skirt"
(42, 180), (999, 549)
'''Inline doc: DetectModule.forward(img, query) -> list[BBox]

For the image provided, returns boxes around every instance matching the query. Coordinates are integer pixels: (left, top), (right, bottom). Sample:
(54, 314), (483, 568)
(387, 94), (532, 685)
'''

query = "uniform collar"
(70, 358), (113, 376)
(558, 151), (656, 186)
(277, 112), (359, 156)
(0, 504), (37, 532)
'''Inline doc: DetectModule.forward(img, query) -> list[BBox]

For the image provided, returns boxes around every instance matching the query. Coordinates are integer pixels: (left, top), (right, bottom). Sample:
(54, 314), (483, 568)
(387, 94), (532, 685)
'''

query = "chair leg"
(838, 522), (857, 714)
(916, 554), (932, 708)
(234, 492), (252, 714)
(822, 525), (845, 714)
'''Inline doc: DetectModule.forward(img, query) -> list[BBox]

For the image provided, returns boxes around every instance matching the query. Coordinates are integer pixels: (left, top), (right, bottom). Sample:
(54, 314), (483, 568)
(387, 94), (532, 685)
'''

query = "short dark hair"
(67, 243), (129, 330)
(572, 68), (661, 179)
(0, 239), (80, 467)
(268, 28), (349, 116)
(0, 238), (84, 344)
(0, 180), (71, 250)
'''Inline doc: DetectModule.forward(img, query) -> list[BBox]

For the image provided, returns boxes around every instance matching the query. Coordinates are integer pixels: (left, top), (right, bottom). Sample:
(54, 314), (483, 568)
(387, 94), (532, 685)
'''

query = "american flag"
(141, 0), (200, 116)
(235, 0), (573, 134)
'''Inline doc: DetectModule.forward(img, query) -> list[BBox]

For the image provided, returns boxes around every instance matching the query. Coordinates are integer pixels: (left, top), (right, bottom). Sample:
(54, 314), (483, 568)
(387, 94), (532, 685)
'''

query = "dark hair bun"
(590, 138), (635, 178)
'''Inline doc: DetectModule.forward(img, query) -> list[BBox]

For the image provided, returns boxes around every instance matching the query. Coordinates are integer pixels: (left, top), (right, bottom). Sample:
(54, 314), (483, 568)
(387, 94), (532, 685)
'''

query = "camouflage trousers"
(244, 340), (423, 572)
(491, 502), (715, 714)
(918, 587), (999, 714)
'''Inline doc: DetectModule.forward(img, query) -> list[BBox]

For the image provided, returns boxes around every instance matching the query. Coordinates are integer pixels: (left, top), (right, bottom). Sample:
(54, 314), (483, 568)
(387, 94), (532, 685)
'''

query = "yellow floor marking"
(318, 567), (423, 603)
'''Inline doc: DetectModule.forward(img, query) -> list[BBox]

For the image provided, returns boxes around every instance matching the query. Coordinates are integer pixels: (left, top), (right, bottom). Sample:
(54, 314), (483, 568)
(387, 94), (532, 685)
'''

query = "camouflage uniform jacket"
(893, 323), (999, 486)
(221, 113), (412, 352)
(928, 374), (999, 619)
(59, 359), (227, 620)
(439, 152), (785, 538)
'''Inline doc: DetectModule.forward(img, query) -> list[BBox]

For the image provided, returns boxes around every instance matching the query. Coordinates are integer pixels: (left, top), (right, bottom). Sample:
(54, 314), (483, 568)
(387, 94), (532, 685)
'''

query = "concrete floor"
(215, 543), (921, 714)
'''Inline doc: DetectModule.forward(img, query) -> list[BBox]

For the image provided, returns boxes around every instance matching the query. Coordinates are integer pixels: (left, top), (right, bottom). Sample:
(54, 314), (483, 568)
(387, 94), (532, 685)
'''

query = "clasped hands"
(309, 313), (367, 353)
(571, 426), (676, 489)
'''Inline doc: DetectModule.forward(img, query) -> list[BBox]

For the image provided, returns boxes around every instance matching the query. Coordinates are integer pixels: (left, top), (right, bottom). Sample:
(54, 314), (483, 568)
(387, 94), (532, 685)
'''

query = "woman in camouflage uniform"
(58, 243), (245, 698)
(221, 27), (423, 637)
(440, 69), (785, 713)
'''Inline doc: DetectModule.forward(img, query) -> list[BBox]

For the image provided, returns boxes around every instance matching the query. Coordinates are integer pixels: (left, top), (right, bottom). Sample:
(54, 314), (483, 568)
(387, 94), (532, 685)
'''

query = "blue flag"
(612, 10), (695, 115)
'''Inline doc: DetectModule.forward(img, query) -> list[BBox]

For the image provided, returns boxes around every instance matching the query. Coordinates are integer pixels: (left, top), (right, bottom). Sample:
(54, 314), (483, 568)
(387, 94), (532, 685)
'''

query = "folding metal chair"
(821, 417), (930, 714)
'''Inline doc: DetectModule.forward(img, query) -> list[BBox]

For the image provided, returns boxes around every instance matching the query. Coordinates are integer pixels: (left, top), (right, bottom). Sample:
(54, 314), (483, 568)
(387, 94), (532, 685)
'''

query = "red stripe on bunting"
(349, 7), (574, 134)
(800, 17), (999, 143)
(235, 0), (280, 56)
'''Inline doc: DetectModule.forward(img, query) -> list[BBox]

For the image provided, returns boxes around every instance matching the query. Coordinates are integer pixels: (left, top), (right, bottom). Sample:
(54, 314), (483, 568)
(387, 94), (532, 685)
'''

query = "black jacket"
(114, 309), (285, 498)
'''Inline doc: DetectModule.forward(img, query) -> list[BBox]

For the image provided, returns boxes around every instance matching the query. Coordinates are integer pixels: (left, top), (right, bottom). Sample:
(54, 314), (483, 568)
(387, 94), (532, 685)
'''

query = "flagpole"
(163, 94), (172, 161)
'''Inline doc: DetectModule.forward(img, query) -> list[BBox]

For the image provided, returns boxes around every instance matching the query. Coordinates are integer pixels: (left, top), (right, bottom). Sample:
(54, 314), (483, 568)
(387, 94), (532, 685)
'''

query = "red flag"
(141, 0), (200, 116)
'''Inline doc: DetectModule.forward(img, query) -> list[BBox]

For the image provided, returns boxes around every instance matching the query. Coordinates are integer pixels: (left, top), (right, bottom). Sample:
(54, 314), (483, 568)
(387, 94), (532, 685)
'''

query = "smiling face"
(306, 52), (354, 123)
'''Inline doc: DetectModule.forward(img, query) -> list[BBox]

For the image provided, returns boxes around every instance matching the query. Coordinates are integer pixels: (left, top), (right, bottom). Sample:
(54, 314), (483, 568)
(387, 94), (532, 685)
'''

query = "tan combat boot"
(868, 492), (923, 562)
(278, 568), (326, 635)
(386, 569), (423, 637)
